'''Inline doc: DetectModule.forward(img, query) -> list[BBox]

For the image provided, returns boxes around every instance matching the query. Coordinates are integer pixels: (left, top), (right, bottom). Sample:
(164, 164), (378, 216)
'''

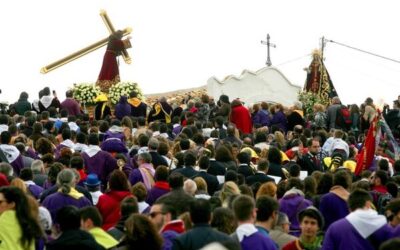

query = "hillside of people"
(0, 86), (399, 250)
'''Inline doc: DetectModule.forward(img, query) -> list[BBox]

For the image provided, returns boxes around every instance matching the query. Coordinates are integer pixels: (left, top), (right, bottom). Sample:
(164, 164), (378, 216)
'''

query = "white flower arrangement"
(72, 83), (101, 105)
(108, 81), (144, 104)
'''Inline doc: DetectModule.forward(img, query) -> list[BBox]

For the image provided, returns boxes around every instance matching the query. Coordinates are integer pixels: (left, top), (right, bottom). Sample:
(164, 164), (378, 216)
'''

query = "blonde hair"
(256, 182), (277, 199)
(10, 178), (27, 193)
(194, 177), (208, 193)
(313, 103), (325, 112)
(274, 131), (286, 149)
(220, 181), (240, 207)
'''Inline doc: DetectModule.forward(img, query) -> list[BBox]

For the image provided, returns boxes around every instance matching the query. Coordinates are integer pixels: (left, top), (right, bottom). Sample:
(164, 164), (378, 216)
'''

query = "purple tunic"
(128, 168), (144, 186)
(27, 183), (44, 199)
(279, 193), (313, 236)
(82, 150), (117, 186)
(241, 232), (277, 250)
(322, 218), (393, 250)
(319, 192), (349, 230)
(41, 191), (92, 221)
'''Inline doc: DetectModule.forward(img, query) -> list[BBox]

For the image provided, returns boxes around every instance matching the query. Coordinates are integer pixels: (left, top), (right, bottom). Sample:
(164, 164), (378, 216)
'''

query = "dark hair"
(380, 238), (400, 250)
(157, 142), (169, 156)
(237, 151), (250, 165)
(0, 131), (11, 144)
(317, 172), (333, 194)
(168, 172), (184, 189)
(108, 170), (130, 191)
(138, 134), (149, 147)
(76, 132), (87, 144)
(298, 207), (324, 229)
(80, 206), (103, 227)
(375, 170), (389, 186)
(47, 162), (63, 185)
(179, 139), (190, 151)
(233, 195), (255, 221)
(257, 158), (269, 172)
(154, 165), (169, 182)
(190, 198), (211, 224)
(256, 195), (279, 222)
(19, 168), (33, 181)
(70, 156), (84, 170)
(287, 177), (304, 191)
(268, 147), (282, 164)
(0, 186), (43, 247)
(87, 133), (99, 145)
(183, 151), (196, 166)
(121, 196), (139, 218)
(215, 145), (234, 162)
(348, 189), (372, 211)
(198, 155), (210, 170)
(289, 164), (301, 177)
(57, 205), (81, 231)
(211, 207), (237, 235)
(124, 214), (163, 250)
(333, 170), (351, 189)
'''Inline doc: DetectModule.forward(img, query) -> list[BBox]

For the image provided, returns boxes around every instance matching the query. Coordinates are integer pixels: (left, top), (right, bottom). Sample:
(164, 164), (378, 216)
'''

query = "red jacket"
(230, 104), (252, 134)
(96, 190), (133, 230)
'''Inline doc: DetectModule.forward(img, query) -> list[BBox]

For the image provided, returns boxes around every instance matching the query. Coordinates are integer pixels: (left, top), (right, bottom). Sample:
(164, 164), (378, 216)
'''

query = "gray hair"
(56, 169), (76, 194)
(148, 137), (159, 150)
(31, 160), (44, 173)
(293, 101), (303, 110)
(183, 179), (197, 196)
(138, 152), (152, 164)
(275, 212), (290, 226)
(0, 162), (13, 177)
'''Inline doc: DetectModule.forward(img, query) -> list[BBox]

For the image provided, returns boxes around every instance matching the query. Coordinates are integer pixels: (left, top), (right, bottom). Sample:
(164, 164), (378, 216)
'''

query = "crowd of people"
(0, 86), (399, 250)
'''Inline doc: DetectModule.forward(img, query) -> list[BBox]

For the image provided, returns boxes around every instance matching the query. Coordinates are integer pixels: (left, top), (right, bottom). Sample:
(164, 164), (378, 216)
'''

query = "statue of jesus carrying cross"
(41, 10), (132, 93)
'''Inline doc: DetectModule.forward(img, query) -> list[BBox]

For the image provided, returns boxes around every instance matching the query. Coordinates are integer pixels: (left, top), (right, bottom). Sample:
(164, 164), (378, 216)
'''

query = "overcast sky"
(0, 0), (399, 107)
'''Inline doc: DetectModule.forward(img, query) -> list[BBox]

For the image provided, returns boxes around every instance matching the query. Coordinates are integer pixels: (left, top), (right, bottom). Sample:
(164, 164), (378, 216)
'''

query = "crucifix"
(261, 34), (276, 66)
(40, 10), (132, 74)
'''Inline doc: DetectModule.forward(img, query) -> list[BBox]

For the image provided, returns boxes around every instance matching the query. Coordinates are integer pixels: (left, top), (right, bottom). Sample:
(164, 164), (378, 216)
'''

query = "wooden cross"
(41, 10), (132, 74)
(261, 34), (276, 67)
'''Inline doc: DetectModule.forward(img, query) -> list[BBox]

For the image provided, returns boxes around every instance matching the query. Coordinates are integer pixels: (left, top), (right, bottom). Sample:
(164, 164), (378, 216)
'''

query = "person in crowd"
(42, 169), (91, 221)
(118, 214), (163, 250)
(255, 195), (280, 238)
(192, 155), (219, 196)
(150, 199), (185, 250)
(279, 178), (313, 236)
(319, 170), (351, 230)
(60, 90), (81, 116)
(19, 168), (44, 199)
(132, 182), (150, 214)
(146, 165), (171, 205)
(0, 131), (24, 176)
(385, 198), (400, 228)
(39, 87), (60, 113)
(97, 170), (132, 230)
(287, 101), (305, 132)
(252, 102), (271, 128)
(215, 94), (231, 122)
(237, 151), (255, 179)
(267, 147), (286, 179)
(300, 138), (323, 175)
(172, 198), (238, 250)
(0, 186), (43, 250)
(84, 173), (103, 205)
(232, 195), (277, 250)
(361, 97), (376, 131)
(283, 206), (324, 250)
(82, 133), (117, 189)
(148, 137), (168, 168)
(326, 96), (342, 130)
(230, 99), (252, 134)
(270, 104), (287, 133)
(14, 91), (32, 115)
(312, 103), (327, 129)
(115, 96), (131, 120)
(246, 158), (275, 186)
(173, 151), (198, 178)
(80, 206), (119, 249)
(94, 94), (111, 121)
(107, 196), (138, 241)
(323, 189), (393, 250)
(127, 91), (147, 118)
(129, 152), (155, 190)
(46, 205), (103, 250)
(269, 212), (298, 249)
(148, 97), (173, 124)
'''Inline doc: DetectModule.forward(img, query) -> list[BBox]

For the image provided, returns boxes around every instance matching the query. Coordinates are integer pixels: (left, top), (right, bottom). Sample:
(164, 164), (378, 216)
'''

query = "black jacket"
(172, 224), (238, 250)
(46, 229), (104, 250)
(246, 172), (275, 186)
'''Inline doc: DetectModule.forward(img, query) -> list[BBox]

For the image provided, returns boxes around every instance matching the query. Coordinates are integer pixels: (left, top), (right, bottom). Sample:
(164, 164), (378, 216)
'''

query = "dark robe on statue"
(96, 32), (130, 93)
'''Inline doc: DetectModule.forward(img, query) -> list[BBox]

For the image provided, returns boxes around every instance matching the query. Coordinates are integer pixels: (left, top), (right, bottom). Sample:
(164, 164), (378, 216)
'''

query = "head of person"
(385, 198), (400, 227)
(123, 214), (163, 250)
(150, 200), (178, 231)
(56, 169), (76, 194)
(137, 152), (152, 165)
(267, 147), (282, 165)
(190, 198), (212, 224)
(256, 182), (277, 199)
(210, 207), (237, 235)
(307, 138), (321, 155)
(131, 182), (147, 202)
(298, 206), (324, 239)
(56, 205), (81, 232)
(372, 170), (388, 187)
(256, 195), (279, 224)
(108, 170), (130, 192)
(0, 186), (43, 247)
(232, 195), (256, 223)
(168, 172), (184, 190)
(80, 206), (103, 231)
(348, 189), (373, 211)
(275, 212), (291, 233)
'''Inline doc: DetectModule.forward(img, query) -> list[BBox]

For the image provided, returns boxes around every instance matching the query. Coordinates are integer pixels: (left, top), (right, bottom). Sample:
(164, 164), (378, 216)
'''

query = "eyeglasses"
(149, 211), (164, 218)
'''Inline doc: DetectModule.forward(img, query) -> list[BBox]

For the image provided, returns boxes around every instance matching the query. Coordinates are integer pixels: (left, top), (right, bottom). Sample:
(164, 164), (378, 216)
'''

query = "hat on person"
(219, 94), (230, 104)
(298, 206), (324, 229)
(84, 173), (101, 187)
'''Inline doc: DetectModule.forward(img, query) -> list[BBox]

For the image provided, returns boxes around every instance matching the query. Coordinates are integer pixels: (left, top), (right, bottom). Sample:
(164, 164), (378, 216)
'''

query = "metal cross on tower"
(261, 34), (276, 66)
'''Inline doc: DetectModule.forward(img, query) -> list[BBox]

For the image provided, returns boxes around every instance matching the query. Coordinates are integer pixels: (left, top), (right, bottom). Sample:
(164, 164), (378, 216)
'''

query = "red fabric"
(372, 185), (388, 194)
(230, 105), (252, 134)
(77, 169), (87, 181)
(161, 220), (185, 234)
(355, 115), (379, 176)
(96, 190), (133, 230)
(98, 50), (120, 81)
(282, 240), (302, 250)
(153, 181), (170, 191)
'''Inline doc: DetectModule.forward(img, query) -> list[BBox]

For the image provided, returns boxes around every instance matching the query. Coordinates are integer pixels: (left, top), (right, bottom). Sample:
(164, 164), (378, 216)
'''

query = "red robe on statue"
(230, 102), (252, 134)
(96, 33), (128, 92)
